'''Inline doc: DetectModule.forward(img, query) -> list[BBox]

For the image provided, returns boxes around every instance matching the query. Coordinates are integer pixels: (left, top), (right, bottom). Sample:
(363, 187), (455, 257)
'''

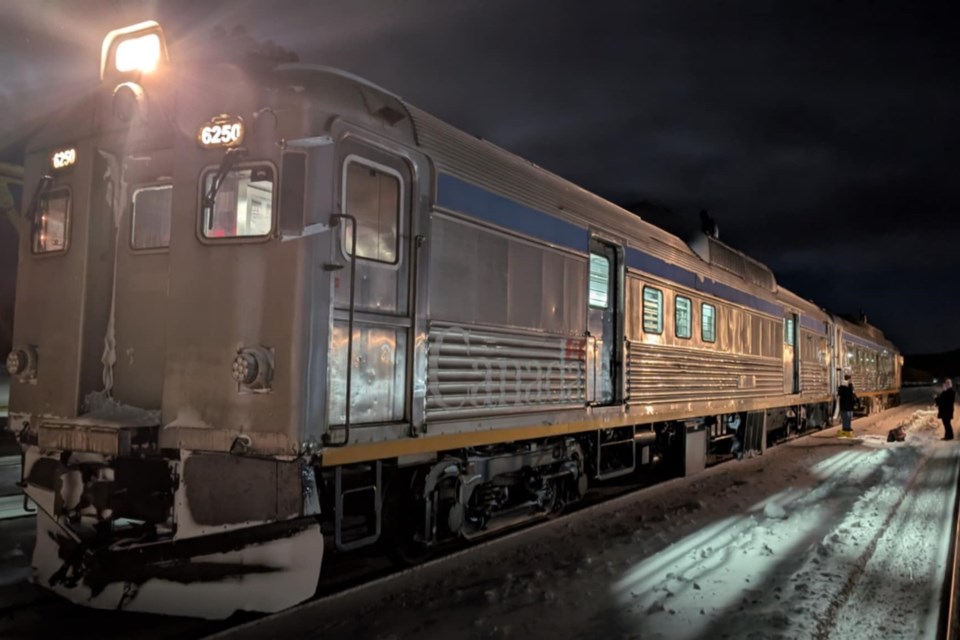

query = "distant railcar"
(3, 22), (901, 618)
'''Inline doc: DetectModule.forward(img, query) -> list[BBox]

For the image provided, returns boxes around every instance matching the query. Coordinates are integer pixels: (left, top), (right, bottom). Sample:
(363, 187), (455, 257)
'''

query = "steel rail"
(938, 450), (960, 639)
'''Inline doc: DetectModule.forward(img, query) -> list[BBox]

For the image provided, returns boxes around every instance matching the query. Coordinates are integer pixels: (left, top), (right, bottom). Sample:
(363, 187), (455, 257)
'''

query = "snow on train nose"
(23, 444), (325, 619)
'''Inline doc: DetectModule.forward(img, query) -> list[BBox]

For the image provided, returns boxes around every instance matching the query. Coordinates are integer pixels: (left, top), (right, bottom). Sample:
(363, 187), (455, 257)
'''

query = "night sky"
(1, 1), (957, 353)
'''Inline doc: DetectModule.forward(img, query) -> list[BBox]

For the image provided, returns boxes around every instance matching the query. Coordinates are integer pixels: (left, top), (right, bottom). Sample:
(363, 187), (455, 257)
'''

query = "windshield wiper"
(25, 175), (53, 226)
(202, 147), (247, 209)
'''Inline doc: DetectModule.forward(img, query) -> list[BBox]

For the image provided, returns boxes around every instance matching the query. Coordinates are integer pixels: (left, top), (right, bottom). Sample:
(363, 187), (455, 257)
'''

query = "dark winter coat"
(937, 387), (956, 420)
(838, 383), (856, 412)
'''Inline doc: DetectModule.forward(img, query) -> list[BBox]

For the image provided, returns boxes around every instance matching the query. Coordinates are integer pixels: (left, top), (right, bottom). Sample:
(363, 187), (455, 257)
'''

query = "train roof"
(835, 315), (897, 352)
(775, 286), (831, 322)
(272, 66), (783, 297)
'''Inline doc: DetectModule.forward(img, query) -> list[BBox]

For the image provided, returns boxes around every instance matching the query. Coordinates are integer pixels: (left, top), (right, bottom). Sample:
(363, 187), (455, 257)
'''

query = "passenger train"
(3, 22), (901, 618)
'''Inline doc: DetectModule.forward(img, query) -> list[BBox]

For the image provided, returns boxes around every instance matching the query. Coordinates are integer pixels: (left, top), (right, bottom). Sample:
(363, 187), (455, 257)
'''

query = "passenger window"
(588, 254), (610, 308)
(202, 166), (274, 238)
(675, 296), (692, 339)
(32, 188), (69, 254)
(131, 184), (172, 249)
(643, 286), (663, 334)
(343, 157), (400, 264)
(702, 303), (716, 343)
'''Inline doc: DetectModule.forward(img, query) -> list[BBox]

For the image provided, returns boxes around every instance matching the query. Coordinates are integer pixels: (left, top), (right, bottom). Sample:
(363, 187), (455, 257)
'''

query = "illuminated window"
(702, 303), (716, 343)
(202, 165), (274, 239)
(643, 286), (663, 334)
(675, 295), (692, 339)
(33, 188), (69, 254)
(784, 316), (795, 346)
(131, 184), (172, 249)
(343, 158), (400, 264)
(589, 254), (610, 308)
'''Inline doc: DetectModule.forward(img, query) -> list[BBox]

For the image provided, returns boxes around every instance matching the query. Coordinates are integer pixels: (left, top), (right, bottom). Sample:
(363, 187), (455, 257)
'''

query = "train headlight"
(6, 345), (38, 382)
(231, 347), (274, 393)
(115, 33), (161, 73)
(101, 21), (168, 80)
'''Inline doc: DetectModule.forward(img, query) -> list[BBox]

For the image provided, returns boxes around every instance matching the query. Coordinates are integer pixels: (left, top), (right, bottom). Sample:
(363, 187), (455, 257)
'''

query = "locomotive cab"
(5, 22), (338, 617)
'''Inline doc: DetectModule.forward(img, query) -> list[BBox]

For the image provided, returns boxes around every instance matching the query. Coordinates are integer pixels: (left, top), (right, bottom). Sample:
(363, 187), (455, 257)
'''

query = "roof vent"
(688, 234), (776, 291)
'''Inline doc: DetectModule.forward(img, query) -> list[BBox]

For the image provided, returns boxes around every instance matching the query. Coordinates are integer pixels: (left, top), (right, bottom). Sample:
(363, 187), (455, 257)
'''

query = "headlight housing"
(100, 21), (168, 80)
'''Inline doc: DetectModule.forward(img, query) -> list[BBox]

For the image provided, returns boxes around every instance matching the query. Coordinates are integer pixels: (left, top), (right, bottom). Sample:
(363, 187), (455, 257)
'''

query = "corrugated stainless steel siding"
(800, 365), (829, 396)
(426, 322), (586, 421)
(627, 342), (782, 403)
(799, 330), (829, 396)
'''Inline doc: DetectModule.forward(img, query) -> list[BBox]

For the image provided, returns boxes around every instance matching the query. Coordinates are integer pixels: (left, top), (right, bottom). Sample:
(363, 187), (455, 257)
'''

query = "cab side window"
(32, 188), (70, 254)
(201, 165), (274, 239)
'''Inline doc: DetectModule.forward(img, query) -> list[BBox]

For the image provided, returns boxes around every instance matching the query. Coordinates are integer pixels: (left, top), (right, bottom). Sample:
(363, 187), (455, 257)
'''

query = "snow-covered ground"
(216, 390), (960, 640)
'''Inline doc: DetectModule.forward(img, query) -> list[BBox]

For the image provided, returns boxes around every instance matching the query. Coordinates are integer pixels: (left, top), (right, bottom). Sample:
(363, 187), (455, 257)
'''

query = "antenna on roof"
(699, 209), (719, 239)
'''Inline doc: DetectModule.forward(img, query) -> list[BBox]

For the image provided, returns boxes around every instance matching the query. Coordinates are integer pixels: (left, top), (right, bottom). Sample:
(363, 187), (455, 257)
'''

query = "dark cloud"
(0, 0), (957, 352)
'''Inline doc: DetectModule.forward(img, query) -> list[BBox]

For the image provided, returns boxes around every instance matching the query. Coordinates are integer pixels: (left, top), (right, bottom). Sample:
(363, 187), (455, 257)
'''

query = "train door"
(587, 238), (622, 405)
(783, 312), (799, 394)
(328, 139), (414, 434)
(106, 151), (173, 409)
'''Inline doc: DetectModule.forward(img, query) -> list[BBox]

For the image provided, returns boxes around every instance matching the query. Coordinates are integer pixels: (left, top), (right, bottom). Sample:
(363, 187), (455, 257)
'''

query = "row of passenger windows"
(32, 156), (401, 261)
(641, 285), (717, 343)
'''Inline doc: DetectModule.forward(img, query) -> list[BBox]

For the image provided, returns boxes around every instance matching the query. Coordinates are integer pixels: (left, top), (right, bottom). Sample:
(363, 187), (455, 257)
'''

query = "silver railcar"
(3, 22), (900, 617)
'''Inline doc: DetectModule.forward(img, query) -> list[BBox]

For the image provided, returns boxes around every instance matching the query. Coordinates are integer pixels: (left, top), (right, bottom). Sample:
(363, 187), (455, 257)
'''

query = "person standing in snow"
(935, 379), (955, 441)
(838, 374), (855, 437)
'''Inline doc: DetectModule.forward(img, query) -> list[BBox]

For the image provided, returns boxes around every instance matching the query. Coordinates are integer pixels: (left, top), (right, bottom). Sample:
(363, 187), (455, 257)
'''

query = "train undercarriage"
(12, 394), (902, 618)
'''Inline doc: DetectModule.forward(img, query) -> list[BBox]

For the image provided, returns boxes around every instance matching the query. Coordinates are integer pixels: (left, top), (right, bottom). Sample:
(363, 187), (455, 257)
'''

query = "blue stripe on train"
(624, 248), (783, 317)
(436, 172), (590, 253)
(799, 313), (829, 334)
(436, 172), (783, 318)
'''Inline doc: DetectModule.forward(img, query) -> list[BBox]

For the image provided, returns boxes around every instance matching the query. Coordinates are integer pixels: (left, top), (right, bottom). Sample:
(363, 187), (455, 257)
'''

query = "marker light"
(115, 33), (161, 73)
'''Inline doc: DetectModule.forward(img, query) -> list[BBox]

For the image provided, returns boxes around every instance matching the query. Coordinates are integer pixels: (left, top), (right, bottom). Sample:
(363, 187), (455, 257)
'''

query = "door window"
(588, 254), (610, 308)
(342, 157), (400, 264)
(131, 184), (172, 249)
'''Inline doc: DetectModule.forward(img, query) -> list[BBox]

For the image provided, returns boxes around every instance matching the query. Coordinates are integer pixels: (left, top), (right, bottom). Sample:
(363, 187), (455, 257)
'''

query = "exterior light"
(115, 33), (161, 73)
(5, 351), (25, 376)
(100, 21), (168, 80)
(232, 352), (259, 385)
(231, 347), (274, 392)
(6, 345), (38, 382)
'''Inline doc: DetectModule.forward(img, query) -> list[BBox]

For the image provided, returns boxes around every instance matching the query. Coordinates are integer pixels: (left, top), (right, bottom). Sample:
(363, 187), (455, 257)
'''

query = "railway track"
(211, 396), (960, 640)
(940, 451), (960, 640)
(1, 395), (955, 639)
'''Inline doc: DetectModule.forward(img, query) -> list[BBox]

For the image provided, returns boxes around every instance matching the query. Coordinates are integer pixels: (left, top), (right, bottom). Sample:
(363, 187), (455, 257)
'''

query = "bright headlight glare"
(115, 33), (161, 73)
